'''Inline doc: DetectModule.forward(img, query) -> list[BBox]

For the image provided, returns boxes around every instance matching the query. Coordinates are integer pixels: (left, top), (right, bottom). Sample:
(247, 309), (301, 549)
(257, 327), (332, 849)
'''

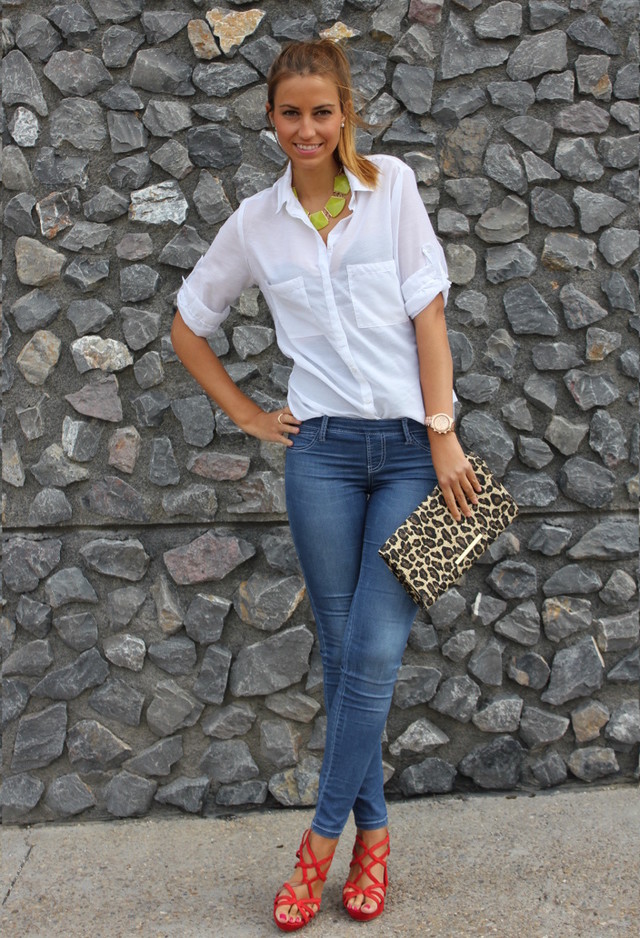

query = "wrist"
(425, 412), (455, 434)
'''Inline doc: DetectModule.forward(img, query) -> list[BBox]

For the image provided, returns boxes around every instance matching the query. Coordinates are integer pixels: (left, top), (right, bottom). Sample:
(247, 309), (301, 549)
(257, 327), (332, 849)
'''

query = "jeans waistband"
(302, 416), (421, 443)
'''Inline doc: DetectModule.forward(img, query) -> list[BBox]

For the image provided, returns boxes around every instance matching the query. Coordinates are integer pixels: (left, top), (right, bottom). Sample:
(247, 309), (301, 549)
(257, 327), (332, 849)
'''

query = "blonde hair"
(266, 39), (379, 189)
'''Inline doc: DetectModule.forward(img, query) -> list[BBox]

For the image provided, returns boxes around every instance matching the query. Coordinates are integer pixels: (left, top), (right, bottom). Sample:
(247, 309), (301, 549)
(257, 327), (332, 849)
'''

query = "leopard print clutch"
(379, 453), (519, 611)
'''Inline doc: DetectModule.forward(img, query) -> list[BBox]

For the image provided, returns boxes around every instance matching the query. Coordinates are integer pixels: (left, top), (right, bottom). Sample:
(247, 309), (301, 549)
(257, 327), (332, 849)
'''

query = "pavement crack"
(2, 843), (33, 906)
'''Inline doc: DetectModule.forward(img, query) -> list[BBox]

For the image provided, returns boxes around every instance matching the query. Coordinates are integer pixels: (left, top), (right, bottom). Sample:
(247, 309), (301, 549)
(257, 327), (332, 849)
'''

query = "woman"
(171, 39), (480, 931)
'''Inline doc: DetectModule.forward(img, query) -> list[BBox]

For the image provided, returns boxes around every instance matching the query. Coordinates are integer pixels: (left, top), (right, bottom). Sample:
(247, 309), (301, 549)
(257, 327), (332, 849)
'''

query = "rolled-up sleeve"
(392, 163), (451, 319)
(175, 206), (254, 337)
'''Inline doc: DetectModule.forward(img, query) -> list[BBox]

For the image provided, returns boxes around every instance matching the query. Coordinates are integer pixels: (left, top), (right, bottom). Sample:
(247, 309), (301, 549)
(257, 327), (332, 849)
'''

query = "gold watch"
(425, 413), (455, 434)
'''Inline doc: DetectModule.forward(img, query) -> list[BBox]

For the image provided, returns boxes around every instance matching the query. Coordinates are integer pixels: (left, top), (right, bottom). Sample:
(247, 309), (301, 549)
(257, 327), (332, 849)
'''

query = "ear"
(265, 104), (274, 127)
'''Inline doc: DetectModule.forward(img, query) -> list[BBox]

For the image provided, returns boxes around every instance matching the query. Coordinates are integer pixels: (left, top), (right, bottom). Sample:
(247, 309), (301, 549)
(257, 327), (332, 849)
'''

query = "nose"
(298, 114), (315, 139)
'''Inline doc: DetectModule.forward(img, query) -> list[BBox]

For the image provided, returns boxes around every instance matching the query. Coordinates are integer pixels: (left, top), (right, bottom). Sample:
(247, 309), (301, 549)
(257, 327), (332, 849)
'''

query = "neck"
(291, 158), (341, 201)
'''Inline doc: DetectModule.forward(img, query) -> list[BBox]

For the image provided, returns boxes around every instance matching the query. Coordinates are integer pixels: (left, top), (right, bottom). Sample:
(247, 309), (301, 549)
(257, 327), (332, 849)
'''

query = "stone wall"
(1, 0), (638, 824)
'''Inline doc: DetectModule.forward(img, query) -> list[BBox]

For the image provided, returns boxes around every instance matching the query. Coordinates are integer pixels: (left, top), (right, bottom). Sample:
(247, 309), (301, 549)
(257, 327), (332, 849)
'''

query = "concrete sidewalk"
(2, 784), (638, 938)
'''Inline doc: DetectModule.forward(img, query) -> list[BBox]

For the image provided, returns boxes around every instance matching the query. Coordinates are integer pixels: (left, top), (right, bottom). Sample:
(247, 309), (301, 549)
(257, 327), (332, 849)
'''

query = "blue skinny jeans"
(285, 416), (438, 839)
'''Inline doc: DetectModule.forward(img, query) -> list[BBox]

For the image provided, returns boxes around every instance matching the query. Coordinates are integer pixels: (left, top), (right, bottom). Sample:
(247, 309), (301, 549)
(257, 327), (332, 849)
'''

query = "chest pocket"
(266, 276), (322, 339)
(347, 261), (407, 329)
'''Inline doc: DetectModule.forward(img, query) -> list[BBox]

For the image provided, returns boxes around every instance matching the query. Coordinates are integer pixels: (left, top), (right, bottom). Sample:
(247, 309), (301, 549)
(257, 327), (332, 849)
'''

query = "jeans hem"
(310, 820), (345, 840)
(352, 818), (388, 832)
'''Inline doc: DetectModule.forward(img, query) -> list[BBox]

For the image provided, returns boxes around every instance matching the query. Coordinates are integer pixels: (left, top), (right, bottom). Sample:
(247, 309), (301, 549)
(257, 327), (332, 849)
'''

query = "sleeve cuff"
(175, 278), (230, 337)
(401, 245), (451, 319)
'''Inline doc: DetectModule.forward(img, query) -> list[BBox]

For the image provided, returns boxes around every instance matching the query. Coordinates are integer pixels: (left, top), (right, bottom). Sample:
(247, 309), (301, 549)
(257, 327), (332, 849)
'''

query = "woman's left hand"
(429, 432), (481, 521)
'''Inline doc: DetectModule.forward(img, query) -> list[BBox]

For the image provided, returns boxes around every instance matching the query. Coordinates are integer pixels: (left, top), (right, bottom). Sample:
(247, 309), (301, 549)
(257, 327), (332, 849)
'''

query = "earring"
(341, 122), (345, 128)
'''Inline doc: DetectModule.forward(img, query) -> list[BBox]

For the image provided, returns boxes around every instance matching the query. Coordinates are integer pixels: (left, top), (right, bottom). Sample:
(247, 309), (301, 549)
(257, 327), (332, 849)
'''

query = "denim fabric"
(285, 416), (438, 838)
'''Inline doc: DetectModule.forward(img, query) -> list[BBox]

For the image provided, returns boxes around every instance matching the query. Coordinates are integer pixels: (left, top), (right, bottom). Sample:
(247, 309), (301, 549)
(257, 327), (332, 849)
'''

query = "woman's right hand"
(241, 407), (301, 446)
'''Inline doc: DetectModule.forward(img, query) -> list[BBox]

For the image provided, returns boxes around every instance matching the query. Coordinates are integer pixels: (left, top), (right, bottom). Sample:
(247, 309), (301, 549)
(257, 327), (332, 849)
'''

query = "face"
(268, 73), (344, 172)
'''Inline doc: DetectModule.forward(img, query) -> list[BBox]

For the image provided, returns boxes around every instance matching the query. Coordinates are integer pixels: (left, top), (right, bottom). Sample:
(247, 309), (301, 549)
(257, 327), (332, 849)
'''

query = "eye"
(281, 109), (299, 118)
(315, 109), (334, 117)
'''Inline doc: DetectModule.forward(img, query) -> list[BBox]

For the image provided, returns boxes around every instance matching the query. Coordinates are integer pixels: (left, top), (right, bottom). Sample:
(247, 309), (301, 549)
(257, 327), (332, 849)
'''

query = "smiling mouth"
(294, 144), (323, 151)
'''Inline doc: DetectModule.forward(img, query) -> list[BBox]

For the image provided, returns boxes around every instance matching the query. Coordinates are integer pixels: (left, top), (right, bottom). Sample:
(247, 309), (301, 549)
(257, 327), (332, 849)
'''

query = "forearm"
(170, 310), (261, 431)
(413, 293), (455, 424)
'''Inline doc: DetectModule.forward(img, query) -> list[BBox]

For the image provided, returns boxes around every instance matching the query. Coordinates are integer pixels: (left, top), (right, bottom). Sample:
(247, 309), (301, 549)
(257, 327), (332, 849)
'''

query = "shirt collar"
(275, 161), (373, 214)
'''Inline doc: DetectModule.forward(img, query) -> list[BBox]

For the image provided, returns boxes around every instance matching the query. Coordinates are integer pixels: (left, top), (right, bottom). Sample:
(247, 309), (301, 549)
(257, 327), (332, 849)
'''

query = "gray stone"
(543, 564), (603, 597)
(116, 233), (153, 262)
(390, 718), (449, 757)
(383, 112), (437, 145)
(163, 531), (255, 585)
(150, 140), (193, 180)
(3, 537), (62, 594)
(472, 695), (523, 733)
(148, 636), (197, 676)
(104, 771), (157, 818)
(542, 596), (592, 643)
(129, 181), (189, 225)
(143, 100), (192, 138)
(108, 426), (142, 475)
(532, 342), (583, 371)
(106, 111), (147, 154)
(155, 776), (210, 813)
(505, 116), (554, 155)
(483, 143), (527, 195)
(507, 652), (550, 689)
(507, 30), (567, 80)
(31, 647), (107, 701)
(134, 351), (164, 389)
(475, 196), (528, 244)
(554, 138), (603, 183)
(610, 102), (639, 131)
(503, 471), (558, 508)
(229, 626), (314, 697)
(487, 81), (535, 114)
(15, 597), (52, 638)
(162, 485), (218, 521)
(89, 677), (145, 727)
(601, 272), (636, 312)
(202, 704), (256, 739)
(393, 665), (442, 707)
(71, 336), (133, 375)
(503, 283), (559, 336)
(528, 0), (569, 30)
(596, 612), (639, 653)
(183, 594), (230, 645)
(458, 736), (524, 789)
(454, 290), (489, 327)
(265, 692), (320, 724)
(233, 574), (305, 632)
(541, 637), (605, 705)
(614, 62), (639, 100)
(15, 13), (63, 61)
(268, 755), (321, 807)
(50, 611), (97, 652)
(200, 740), (259, 784)
(4, 639), (54, 678)
(66, 300), (114, 337)
(542, 233), (598, 271)
(48, 2), (98, 41)
(520, 706), (569, 749)
(2, 680), (31, 729)
(100, 81), (144, 111)
(15, 237), (65, 287)
(125, 737), (183, 777)
(468, 638), (504, 686)
(573, 187), (626, 234)
(44, 51), (112, 97)
(49, 99), (107, 152)
(431, 87), (486, 126)
(131, 49), (194, 96)
(131, 391), (172, 428)
(103, 634), (146, 672)
(445, 244), (476, 285)
(442, 118), (493, 178)
(530, 187), (575, 227)
(555, 102), (611, 134)
(2, 49), (48, 115)
(80, 537), (150, 581)
(63, 256), (111, 293)
(260, 720), (301, 768)
(439, 11), (509, 80)
(564, 372), (620, 413)
(599, 227), (639, 266)
(121, 308), (162, 351)
(106, 585), (146, 630)
(216, 780), (268, 807)
(459, 412), (514, 474)
(149, 437), (180, 487)
(600, 570), (637, 606)
(192, 645), (232, 705)
(88, 1), (144, 26)
(494, 601), (541, 646)
(429, 589), (467, 627)
(576, 54), (612, 100)
(608, 649), (639, 684)
(437, 209), (470, 236)
(430, 675), (481, 722)
(83, 477), (148, 523)
(60, 223), (111, 253)
(11, 702), (67, 771)
(159, 227), (209, 270)
(10, 290), (60, 333)
(522, 151), (561, 182)
(30, 445), (90, 488)
(65, 374), (123, 422)
(517, 436), (554, 468)
(141, 10), (191, 44)
(261, 530), (300, 576)
(102, 25), (145, 68)
(486, 243), (537, 283)
(442, 629), (477, 662)
(474, 1), (522, 37)
(108, 153), (152, 190)
(531, 751), (568, 788)
(604, 701), (640, 748)
(399, 758), (457, 796)
(567, 14), (621, 54)
(146, 680), (203, 737)
(193, 172), (233, 225)
(391, 64), (434, 115)
(560, 285), (608, 330)
(501, 398), (533, 431)
(567, 746), (619, 781)
(486, 560), (538, 600)
(471, 594), (508, 626)
(45, 773), (96, 817)
(28, 489), (73, 527)
(1, 773), (46, 817)
(571, 700), (610, 744)
(444, 178), (491, 215)
(4, 192), (37, 236)
(589, 411), (628, 468)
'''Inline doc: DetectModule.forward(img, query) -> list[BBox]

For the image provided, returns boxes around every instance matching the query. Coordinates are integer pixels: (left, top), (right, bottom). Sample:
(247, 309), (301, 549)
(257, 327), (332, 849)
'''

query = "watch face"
(433, 414), (452, 432)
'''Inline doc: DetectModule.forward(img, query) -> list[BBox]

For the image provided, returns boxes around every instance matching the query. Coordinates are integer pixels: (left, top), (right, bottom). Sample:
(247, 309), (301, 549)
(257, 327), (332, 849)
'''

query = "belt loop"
(401, 417), (411, 443)
(319, 415), (329, 442)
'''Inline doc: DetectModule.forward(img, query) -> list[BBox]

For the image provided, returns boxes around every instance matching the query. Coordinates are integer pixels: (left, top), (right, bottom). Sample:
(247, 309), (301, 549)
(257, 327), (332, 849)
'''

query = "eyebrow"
(277, 103), (337, 109)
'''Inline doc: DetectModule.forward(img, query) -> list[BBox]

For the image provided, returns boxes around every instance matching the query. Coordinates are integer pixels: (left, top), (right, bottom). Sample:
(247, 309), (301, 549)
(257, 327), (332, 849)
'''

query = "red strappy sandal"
(342, 831), (390, 922)
(273, 829), (336, 932)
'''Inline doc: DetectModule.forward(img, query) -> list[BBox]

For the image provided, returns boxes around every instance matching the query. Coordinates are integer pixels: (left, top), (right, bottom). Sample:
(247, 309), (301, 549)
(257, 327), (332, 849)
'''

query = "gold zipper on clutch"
(456, 533), (484, 566)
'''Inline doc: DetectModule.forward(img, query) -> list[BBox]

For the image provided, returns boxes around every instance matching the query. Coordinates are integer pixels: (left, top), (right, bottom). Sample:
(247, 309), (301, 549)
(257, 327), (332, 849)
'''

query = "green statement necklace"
(292, 171), (351, 230)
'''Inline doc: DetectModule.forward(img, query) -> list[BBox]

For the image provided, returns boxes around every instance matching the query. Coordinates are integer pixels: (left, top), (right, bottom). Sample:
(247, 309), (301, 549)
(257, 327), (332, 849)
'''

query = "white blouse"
(176, 154), (451, 423)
